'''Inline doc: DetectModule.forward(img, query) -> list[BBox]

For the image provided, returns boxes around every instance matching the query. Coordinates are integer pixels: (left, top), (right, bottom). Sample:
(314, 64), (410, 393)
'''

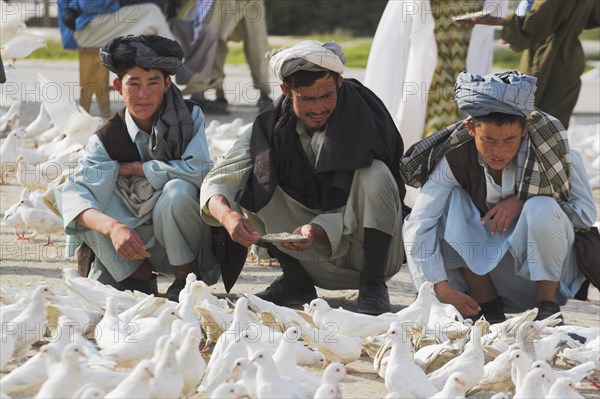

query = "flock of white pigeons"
(0, 271), (599, 399)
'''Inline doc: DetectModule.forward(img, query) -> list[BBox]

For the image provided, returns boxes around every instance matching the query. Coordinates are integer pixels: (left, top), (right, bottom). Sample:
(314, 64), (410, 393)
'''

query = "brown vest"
(95, 100), (197, 162)
(445, 140), (488, 217)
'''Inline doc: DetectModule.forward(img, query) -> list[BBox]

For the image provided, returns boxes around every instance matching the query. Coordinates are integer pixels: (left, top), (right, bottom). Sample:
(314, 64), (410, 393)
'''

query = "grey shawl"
(150, 85), (195, 161)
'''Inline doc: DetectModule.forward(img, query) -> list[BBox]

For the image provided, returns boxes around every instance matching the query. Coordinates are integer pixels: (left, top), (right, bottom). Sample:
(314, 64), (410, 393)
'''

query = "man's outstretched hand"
(221, 209), (261, 248)
(434, 281), (481, 318)
(109, 223), (150, 259)
(280, 223), (327, 251)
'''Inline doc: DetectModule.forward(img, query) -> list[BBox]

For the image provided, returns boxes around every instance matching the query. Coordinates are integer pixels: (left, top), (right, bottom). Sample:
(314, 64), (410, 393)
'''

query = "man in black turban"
(57, 35), (228, 301)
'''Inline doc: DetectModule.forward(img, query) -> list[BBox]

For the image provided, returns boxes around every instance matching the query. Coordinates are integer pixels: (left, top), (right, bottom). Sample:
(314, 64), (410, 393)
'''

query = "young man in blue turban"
(401, 71), (596, 323)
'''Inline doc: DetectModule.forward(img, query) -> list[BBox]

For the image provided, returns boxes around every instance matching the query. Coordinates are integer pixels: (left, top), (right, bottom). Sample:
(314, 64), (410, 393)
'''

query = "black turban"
(99, 34), (183, 75)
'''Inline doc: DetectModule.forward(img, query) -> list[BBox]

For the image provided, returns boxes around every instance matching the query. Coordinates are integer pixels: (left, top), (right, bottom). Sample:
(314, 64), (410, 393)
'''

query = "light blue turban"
(454, 71), (537, 117)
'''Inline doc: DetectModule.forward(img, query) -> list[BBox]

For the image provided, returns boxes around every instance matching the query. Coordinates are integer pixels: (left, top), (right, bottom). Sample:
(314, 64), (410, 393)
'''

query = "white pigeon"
(383, 322), (438, 398)
(119, 293), (170, 321)
(209, 297), (252, 361)
(36, 73), (81, 131)
(80, 364), (128, 393)
(0, 284), (27, 305)
(0, 2), (24, 46)
(0, 100), (21, 133)
(195, 298), (234, 350)
(37, 106), (103, 160)
(534, 330), (574, 362)
(33, 125), (61, 145)
(17, 195), (63, 245)
(229, 357), (257, 397)
(297, 346), (327, 367)
(313, 384), (342, 399)
(244, 292), (311, 330)
(150, 335), (184, 399)
(44, 301), (99, 335)
(385, 281), (436, 326)
(62, 268), (137, 311)
(197, 334), (250, 395)
(530, 360), (596, 389)
(100, 308), (181, 365)
(298, 323), (363, 364)
(177, 327), (206, 397)
(545, 377), (585, 399)
(308, 298), (391, 338)
(431, 371), (468, 399)
(0, 130), (20, 184)
(177, 272), (198, 303)
(72, 384), (106, 399)
(209, 383), (249, 399)
(35, 343), (86, 399)
(0, 329), (16, 367)
(94, 296), (130, 350)
(250, 244), (273, 266)
(48, 315), (112, 369)
(320, 362), (348, 397)
(513, 367), (554, 399)
(105, 359), (155, 399)
(251, 349), (307, 399)
(1, 189), (30, 239)
(0, 343), (61, 394)
(559, 335), (600, 364)
(428, 325), (485, 390)
(509, 348), (534, 392)
(24, 103), (52, 138)
(273, 325), (321, 387)
(467, 342), (518, 394)
(0, 295), (29, 323)
(16, 150), (79, 191)
(1, 34), (46, 67)
(9, 284), (54, 358)
(515, 321), (540, 361)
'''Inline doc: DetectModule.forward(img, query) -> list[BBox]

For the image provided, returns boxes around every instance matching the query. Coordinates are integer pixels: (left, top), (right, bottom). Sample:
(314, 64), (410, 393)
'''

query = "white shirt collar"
(124, 109), (148, 143)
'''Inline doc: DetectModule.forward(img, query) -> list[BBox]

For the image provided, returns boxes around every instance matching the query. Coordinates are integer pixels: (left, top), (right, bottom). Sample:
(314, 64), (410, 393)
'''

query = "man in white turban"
(401, 71), (596, 323)
(200, 40), (407, 314)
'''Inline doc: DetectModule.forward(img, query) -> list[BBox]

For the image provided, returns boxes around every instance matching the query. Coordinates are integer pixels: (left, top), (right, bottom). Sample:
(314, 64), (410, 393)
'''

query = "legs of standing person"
(74, 4), (173, 48)
(240, 0), (273, 110)
(171, 19), (218, 88)
(196, 0), (240, 114)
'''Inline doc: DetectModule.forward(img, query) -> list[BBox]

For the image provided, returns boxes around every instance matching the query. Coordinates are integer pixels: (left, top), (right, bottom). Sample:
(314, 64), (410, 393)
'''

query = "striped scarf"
(400, 109), (571, 202)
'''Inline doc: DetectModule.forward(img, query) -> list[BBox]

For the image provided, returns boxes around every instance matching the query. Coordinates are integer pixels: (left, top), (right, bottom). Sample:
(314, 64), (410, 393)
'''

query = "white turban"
(268, 40), (347, 81)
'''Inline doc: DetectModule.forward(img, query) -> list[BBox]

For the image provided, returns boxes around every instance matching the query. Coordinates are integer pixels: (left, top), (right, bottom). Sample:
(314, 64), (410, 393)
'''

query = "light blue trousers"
(441, 188), (583, 312)
(85, 179), (220, 284)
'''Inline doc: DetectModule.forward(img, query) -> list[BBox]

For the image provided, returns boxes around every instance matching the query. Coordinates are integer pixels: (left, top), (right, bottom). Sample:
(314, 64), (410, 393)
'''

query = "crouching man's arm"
(75, 208), (150, 260)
